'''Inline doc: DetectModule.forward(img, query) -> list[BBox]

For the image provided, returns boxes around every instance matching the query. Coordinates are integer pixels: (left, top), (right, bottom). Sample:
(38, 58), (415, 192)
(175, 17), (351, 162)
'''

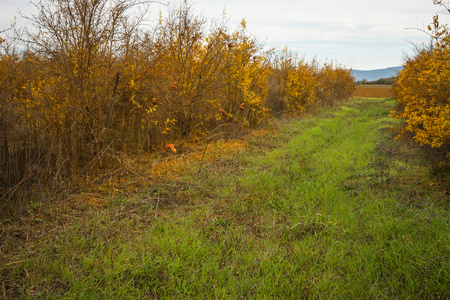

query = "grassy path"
(2, 98), (449, 298)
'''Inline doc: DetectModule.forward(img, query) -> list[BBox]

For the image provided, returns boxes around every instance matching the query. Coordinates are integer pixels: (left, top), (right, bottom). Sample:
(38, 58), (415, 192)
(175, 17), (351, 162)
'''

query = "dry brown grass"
(0, 135), (254, 266)
(353, 84), (394, 98)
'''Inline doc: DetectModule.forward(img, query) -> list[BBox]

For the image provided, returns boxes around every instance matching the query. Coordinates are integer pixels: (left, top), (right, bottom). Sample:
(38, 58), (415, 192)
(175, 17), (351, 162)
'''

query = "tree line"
(359, 77), (396, 85)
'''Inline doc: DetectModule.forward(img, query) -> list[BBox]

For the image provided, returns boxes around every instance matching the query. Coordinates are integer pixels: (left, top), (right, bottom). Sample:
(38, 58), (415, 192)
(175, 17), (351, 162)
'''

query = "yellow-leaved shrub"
(392, 14), (450, 149)
(0, 0), (356, 201)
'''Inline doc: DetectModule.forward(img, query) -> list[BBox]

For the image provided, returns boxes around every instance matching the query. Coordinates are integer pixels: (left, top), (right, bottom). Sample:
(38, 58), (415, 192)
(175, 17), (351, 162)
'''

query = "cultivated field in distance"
(353, 84), (394, 98)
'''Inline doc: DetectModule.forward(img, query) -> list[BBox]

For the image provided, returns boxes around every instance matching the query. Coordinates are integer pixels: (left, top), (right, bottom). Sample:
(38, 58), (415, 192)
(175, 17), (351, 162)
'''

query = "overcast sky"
(0, 0), (445, 70)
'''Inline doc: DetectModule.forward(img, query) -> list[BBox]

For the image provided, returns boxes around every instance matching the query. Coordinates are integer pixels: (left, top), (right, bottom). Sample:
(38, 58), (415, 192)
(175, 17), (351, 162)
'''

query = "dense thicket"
(0, 0), (355, 202)
(392, 1), (450, 153)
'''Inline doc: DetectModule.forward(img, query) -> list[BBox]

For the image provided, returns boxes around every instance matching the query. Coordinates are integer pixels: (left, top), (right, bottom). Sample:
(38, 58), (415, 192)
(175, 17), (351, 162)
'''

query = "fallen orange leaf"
(164, 144), (177, 153)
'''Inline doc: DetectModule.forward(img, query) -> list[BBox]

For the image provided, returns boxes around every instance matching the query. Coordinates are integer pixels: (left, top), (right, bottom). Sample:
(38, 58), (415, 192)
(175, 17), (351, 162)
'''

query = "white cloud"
(1, 0), (30, 21)
(1, 0), (445, 69)
(190, 0), (441, 69)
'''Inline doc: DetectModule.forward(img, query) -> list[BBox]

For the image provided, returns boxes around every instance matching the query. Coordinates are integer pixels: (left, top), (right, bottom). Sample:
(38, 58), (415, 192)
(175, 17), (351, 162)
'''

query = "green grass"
(1, 98), (449, 299)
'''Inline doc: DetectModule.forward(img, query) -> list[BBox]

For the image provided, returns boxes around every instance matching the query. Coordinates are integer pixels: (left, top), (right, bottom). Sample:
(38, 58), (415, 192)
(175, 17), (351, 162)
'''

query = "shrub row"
(392, 12), (450, 151)
(0, 0), (355, 200)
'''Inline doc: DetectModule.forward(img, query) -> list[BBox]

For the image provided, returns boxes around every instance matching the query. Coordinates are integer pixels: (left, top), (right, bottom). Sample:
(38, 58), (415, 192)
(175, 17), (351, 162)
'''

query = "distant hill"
(351, 66), (404, 82)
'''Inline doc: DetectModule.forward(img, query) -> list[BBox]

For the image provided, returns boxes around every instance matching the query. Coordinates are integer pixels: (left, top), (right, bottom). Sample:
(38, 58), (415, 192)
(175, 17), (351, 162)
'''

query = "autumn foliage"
(266, 48), (355, 114)
(0, 0), (355, 200)
(392, 7), (450, 150)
